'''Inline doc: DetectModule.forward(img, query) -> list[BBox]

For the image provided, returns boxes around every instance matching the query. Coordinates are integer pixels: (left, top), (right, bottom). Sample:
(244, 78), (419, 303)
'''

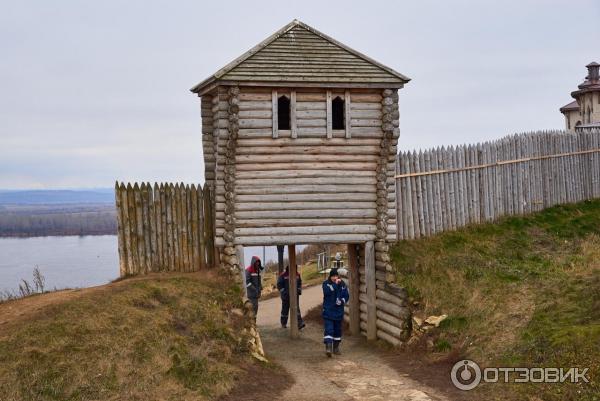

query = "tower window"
(278, 95), (290, 130)
(332, 96), (345, 130)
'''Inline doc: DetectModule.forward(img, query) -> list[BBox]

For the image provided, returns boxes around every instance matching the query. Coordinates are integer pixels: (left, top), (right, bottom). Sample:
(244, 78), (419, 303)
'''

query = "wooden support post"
(236, 245), (247, 299)
(290, 90), (297, 139)
(347, 243), (360, 336)
(365, 240), (377, 340)
(326, 90), (332, 139)
(277, 245), (285, 275)
(344, 90), (351, 139)
(288, 244), (299, 339)
(272, 89), (278, 139)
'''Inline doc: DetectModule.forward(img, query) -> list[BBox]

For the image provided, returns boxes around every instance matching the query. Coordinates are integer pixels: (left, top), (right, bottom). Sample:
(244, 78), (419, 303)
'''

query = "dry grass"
(0, 272), (289, 401)
(391, 199), (600, 401)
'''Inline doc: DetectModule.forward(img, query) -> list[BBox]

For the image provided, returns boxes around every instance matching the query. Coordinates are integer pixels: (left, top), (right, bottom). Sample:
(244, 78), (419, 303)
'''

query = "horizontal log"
(296, 101), (326, 111)
(359, 270), (389, 283)
(296, 93), (326, 101)
(350, 110), (382, 119)
(350, 94), (382, 102)
(376, 309), (405, 328)
(234, 225), (376, 236)
(234, 233), (376, 245)
(350, 103), (381, 110)
(238, 118), (272, 129)
(236, 138), (381, 147)
(375, 261), (393, 273)
(351, 119), (383, 127)
(297, 110), (326, 119)
(236, 162), (377, 172)
(228, 184), (376, 195)
(239, 110), (272, 119)
(233, 209), (377, 219)
(239, 100), (271, 110)
(296, 120), (326, 129)
(376, 289), (407, 307)
(376, 317), (403, 337)
(375, 252), (390, 263)
(223, 193), (377, 202)
(234, 169), (377, 179)
(219, 201), (376, 211)
(236, 176), (376, 186)
(237, 128), (273, 138)
(377, 329), (402, 346)
(234, 154), (379, 163)
(234, 145), (380, 155)
(239, 92), (271, 101)
(376, 298), (409, 317)
(235, 218), (377, 228)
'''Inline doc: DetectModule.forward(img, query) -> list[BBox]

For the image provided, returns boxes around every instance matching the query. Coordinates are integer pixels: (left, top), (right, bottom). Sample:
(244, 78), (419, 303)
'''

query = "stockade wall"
(394, 129), (600, 240)
(114, 182), (215, 277)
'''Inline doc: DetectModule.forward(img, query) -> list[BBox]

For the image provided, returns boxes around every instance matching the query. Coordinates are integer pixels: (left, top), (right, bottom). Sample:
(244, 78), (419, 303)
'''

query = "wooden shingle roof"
(191, 20), (410, 95)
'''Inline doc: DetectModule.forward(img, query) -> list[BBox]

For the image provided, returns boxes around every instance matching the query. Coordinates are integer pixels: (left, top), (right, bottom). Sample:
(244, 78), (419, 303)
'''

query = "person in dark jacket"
(277, 265), (306, 330)
(245, 256), (263, 316)
(322, 268), (349, 357)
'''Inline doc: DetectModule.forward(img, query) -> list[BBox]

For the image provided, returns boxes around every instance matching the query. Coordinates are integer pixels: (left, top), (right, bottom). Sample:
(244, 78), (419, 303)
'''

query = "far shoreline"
(0, 232), (117, 239)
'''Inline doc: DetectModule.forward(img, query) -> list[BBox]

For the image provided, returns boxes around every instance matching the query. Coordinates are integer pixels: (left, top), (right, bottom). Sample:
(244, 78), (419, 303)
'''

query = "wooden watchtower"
(191, 20), (411, 343)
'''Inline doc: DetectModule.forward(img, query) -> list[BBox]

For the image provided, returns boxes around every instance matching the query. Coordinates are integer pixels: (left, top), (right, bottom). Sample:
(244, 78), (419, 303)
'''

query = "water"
(0, 235), (119, 294)
(0, 238), (306, 294)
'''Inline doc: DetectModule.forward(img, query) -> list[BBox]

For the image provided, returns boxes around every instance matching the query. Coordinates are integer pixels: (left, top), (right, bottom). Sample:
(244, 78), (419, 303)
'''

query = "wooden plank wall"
(115, 182), (215, 276)
(395, 129), (600, 240)
(216, 87), (388, 246)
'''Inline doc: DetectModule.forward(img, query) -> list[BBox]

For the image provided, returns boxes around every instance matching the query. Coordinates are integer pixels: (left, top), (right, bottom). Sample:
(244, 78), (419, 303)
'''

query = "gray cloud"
(1, 0), (598, 188)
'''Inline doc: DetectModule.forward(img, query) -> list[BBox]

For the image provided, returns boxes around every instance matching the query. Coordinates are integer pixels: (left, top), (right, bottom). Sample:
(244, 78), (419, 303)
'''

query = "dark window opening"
(332, 96), (345, 129)
(278, 95), (290, 130)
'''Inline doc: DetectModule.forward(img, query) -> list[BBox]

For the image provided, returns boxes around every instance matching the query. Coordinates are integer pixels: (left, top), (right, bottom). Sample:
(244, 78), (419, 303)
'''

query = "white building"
(560, 62), (600, 130)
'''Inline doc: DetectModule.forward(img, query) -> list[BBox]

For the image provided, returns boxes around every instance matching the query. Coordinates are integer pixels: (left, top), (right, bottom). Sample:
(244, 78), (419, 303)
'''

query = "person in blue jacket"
(322, 267), (349, 357)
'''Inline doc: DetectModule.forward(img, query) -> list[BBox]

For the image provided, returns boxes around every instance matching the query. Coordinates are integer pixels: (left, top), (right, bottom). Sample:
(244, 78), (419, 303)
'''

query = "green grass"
(391, 199), (600, 401)
(0, 273), (262, 401)
(300, 261), (329, 286)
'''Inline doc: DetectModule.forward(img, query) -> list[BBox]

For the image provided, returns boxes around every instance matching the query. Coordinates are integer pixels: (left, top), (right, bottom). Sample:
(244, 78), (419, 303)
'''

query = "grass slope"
(391, 199), (600, 401)
(0, 273), (289, 401)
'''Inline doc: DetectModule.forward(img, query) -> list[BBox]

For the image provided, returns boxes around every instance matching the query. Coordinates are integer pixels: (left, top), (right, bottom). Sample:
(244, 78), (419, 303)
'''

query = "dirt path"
(257, 286), (451, 401)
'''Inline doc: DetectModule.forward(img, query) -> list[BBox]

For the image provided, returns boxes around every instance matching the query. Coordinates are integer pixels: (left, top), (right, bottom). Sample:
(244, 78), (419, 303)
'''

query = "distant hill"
(0, 189), (114, 205)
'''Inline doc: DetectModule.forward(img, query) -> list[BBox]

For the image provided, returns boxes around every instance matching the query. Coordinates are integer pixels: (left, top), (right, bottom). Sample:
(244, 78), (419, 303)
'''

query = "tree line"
(0, 205), (117, 237)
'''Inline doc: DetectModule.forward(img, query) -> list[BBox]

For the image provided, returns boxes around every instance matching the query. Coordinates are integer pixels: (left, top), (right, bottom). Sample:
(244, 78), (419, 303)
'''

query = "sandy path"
(257, 286), (450, 401)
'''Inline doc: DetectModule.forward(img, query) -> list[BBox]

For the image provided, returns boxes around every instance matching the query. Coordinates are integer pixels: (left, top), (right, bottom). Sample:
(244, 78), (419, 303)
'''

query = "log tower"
(191, 20), (412, 344)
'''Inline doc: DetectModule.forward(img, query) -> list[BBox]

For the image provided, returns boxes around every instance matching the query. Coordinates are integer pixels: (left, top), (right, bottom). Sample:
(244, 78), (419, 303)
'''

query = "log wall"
(395, 129), (600, 239)
(115, 182), (215, 276)
(205, 87), (400, 247)
(201, 96), (215, 190)
(342, 243), (412, 345)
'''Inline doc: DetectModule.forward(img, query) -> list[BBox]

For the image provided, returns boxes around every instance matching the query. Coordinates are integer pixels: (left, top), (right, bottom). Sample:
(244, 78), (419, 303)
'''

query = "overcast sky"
(1, 0), (598, 189)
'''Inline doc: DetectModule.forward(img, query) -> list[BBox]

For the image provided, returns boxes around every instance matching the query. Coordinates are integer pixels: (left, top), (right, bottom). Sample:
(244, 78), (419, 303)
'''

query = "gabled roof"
(560, 100), (579, 113)
(191, 20), (410, 95)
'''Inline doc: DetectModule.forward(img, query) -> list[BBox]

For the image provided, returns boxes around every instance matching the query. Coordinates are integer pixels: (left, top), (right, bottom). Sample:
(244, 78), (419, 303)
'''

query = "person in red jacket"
(245, 256), (263, 317)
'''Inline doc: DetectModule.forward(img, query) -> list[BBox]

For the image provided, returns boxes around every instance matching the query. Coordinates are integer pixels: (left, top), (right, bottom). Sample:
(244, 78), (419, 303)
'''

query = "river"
(0, 235), (296, 295)
(0, 235), (119, 295)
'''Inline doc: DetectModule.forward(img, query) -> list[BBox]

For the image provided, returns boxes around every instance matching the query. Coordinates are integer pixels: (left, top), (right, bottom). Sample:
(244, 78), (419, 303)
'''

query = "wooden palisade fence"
(394, 129), (600, 239)
(115, 182), (215, 276)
